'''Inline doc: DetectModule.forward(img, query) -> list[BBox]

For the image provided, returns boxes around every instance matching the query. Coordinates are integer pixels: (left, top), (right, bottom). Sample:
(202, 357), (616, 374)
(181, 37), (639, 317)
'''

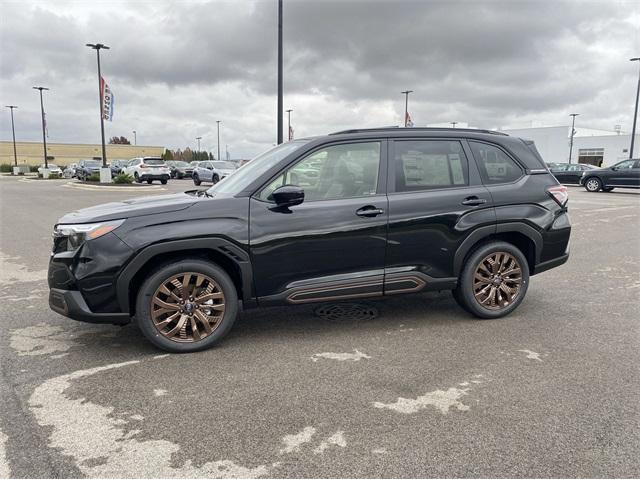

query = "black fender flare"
(453, 223), (543, 276)
(116, 238), (253, 313)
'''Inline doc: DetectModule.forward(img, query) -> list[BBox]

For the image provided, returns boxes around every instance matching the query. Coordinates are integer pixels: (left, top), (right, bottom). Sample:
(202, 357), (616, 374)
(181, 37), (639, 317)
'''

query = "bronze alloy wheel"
(150, 272), (226, 342)
(473, 252), (522, 310)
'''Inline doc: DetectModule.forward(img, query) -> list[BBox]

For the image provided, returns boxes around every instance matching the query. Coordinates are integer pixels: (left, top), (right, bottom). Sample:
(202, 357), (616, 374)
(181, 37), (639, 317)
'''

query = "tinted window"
(614, 159), (635, 169)
(469, 141), (523, 184)
(212, 161), (235, 169)
(144, 159), (164, 165)
(550, 164), (568, 172)
(259, 142), (381, 202)
(393, 140), (468, 192)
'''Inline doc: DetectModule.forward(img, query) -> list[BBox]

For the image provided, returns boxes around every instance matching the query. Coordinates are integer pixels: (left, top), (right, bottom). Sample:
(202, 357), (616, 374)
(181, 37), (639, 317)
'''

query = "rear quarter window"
(469, 141), (523, 185)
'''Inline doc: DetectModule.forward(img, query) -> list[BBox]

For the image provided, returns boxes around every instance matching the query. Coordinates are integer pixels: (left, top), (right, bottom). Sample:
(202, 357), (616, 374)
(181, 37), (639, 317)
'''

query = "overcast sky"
(1, 0), (639, 158)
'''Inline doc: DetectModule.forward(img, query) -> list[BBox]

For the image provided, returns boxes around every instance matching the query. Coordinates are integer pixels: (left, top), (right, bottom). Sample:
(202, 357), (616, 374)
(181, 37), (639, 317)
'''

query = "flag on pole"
(100, 76), (114, 121)
(289, 125), (294, 140)
(44, 112), (49, 138)
(405, 111), (414, 127)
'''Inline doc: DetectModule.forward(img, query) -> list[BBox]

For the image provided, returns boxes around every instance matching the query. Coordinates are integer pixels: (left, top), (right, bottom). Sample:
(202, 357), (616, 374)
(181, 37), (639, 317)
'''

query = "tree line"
(161, 148), (215, 163)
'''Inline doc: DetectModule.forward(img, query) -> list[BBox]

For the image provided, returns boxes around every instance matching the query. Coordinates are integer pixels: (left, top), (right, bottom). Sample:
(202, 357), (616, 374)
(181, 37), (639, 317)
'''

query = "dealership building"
(0, 141), (165, 167)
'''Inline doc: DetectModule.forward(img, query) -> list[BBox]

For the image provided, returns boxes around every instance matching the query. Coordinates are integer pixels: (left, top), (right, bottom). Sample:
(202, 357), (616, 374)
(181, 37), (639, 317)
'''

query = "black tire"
(453, 241), (529, 319)
(602, 186), (614, 192)
(135, 259), (238, 353)
(212, 174), (220, 184)
(193, 174), (201, 186)
(147, 179), (153, 184)
(161, 179), (168, 185)
(584, 177), (601, 192)
(134, 172), (141, 183)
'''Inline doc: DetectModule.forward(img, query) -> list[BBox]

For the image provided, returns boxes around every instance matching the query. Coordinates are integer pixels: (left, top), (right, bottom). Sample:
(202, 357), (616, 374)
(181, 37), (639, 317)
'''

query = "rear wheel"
(134, 172), (141, 183)
(161, 179), (168, 185)
(453, 241), (529, 319)
(193, 174), (201, 186)
(135, 260), (238, 353)
(146, 179), (153, 184)
(212, 174), (220, 184)
(584, 177), (601, 192)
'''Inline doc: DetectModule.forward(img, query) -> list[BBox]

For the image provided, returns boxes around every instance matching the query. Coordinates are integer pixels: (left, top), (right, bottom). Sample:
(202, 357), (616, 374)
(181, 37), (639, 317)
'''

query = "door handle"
(461, 196), (487, 206)
(356, 206), (385, 217)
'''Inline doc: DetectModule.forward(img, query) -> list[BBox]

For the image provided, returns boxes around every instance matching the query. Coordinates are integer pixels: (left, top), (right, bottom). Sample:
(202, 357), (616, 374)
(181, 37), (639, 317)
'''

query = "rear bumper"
(532, 253), (569, 275)
(49, 288), (131, 325)
(139, 174), (169, 180)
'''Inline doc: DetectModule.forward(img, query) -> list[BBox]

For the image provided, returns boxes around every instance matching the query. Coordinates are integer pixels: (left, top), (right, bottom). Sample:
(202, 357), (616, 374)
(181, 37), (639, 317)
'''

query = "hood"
(57, 192), (199, 224)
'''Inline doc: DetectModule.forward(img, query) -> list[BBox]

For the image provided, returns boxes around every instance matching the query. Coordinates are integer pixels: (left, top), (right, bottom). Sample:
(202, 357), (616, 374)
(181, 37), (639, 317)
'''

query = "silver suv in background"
(192, 160), (237, 186)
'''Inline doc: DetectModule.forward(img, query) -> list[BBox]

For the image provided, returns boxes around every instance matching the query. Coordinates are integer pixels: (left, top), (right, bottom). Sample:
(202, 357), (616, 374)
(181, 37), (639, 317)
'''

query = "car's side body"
(49, 128), (570, 328)
(192, 161), (223, 184)
(550, 162), (598, 185)
(580, 159), (640, 191)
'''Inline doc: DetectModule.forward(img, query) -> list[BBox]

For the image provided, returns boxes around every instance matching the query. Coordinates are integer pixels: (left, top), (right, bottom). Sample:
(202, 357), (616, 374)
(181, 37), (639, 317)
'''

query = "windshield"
(207, 140), (309, 196)
(212, 161), (235, 169)
(85, 160), (101, 167)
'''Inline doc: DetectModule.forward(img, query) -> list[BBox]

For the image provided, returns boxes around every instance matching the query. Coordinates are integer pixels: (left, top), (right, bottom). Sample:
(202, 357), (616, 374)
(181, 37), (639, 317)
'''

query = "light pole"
(629, 57), (640, 159)
(196, 136), (202, 152)
(32, 87), (49, 170)
(133, 130), (137, 145)
(401, 90), (413, 127)
(568, 113), (579, 164)
(86, 43), (110, 182)
(451, 121), (457, 128)
(5, 105), (18, 168)
(216, 120), (221, 161)
(277, 0), (283, 144)
(286, 109), (293, 140)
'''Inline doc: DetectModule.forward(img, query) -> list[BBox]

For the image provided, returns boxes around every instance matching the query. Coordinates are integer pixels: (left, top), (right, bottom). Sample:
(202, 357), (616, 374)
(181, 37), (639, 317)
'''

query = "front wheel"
(161, 179), (168, 185)
(212, 174), (220, 184)
(453, 241), (529, 319)
(135, 260), (238, 353)
(584, 177), (601, 192)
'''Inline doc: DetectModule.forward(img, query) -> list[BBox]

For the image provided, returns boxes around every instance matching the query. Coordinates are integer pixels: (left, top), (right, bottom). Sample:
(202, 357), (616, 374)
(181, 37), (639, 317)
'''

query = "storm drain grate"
(314, 302), (379, 321)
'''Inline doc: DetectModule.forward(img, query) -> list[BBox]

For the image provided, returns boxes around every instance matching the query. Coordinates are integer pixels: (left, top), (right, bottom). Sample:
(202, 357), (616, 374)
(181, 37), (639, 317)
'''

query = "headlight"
(54, 219), (124, 252)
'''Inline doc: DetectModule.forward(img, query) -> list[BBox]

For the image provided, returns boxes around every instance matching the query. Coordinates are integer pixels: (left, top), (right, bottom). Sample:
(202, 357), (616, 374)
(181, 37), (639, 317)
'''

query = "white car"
(63, 163), (78, 178)
(122, 157), (171, 184)
(37, 163), (63, 176)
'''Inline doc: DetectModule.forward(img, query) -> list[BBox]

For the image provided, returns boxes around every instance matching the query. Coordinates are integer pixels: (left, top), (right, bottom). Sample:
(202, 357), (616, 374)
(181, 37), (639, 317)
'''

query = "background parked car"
(37, 163), (63, 176)
(193, 161), (238, 186)
(167, 160), (194, 179)
(110, 160), (130, 176)
(76, 159), (102, 180)
(122, 157), (171, 184)
(549, 162), (599, 184)
(580, 158), (640, 192)
(62, 163), (78, 178)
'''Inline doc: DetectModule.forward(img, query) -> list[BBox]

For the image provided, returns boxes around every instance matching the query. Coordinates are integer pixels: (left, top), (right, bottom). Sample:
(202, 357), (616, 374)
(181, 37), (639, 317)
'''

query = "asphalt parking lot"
(1, 175), (639, 478)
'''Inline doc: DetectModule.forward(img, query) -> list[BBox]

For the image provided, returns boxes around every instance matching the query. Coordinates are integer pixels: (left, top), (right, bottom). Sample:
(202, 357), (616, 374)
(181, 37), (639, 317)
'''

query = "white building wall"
(500, 126), (638, 167)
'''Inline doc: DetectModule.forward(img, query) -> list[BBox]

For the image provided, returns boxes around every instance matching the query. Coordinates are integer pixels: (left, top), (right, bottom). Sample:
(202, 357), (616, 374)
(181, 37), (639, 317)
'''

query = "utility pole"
(277, 0), (283, 144)
(451, 121), (457, 128)
(86, 43), (111, 182)
(629, 57), (640, 159)
(286, 109), (293, 140)
(401, 90), (413, 127)
(568, 113), (579, 164)
(5, 105), (18, 168)
(32, 87), (49, 170)
(196, 136), (202, 152)
(216, 120), (221, 161)
(133, 130), (137, 145)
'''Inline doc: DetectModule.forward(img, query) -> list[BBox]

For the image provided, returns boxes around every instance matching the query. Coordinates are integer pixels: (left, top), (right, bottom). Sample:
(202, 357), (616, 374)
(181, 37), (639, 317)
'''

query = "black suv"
(580, 158), (640, 192)
(48, 128), (571, 352)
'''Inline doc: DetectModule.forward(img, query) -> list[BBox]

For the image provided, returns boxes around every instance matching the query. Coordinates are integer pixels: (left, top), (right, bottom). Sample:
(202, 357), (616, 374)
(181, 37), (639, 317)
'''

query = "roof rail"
(329, 126), (508, 136)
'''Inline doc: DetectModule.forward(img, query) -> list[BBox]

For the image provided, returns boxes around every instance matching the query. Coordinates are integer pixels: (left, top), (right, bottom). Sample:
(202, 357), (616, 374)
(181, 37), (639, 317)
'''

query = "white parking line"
(0, 429), (10, 479)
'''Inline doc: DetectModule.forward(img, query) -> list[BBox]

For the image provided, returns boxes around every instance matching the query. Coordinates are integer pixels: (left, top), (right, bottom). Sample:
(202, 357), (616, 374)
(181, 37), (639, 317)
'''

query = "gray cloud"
(1, 0), (638, 158)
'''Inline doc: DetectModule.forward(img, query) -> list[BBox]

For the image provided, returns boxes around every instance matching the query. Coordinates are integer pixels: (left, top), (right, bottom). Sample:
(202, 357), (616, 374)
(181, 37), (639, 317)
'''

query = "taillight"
(140, 164), (149, 169)
(547, 185), (568, 207)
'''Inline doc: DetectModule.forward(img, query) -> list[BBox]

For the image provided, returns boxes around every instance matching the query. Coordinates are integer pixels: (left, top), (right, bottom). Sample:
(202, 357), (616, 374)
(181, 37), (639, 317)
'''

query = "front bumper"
(49, 288), (130, 324)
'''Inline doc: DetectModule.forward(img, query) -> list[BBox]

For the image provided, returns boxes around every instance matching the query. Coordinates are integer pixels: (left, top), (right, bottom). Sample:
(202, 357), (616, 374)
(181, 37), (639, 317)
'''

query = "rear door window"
(392, 140), (468, 192)
(469, 141), (523, 184)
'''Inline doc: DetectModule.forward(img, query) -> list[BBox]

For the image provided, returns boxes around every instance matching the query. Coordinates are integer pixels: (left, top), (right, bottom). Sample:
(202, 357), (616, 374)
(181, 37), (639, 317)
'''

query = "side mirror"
(272, 185), (304, 207)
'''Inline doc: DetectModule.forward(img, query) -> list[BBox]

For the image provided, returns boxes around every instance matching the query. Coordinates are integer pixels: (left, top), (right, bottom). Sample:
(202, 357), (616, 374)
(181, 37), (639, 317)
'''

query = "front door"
(249, 140), (388, 303)
(610, 159), (640, 187)
(385, 139), (495, 289)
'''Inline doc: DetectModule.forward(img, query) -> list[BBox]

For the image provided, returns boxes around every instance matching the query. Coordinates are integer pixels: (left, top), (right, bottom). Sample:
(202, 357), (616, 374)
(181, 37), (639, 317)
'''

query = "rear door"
(385, 138), (495, 288)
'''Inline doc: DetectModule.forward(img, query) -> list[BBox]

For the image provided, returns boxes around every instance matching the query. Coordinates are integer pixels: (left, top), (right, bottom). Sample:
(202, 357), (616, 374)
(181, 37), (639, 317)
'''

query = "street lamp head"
(630, 57), (640, 62)
(570, 113), (579, 117)
(32, 86), (49, 91)
(5, 105), (18, 109)
(86, 43), (110, 50)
